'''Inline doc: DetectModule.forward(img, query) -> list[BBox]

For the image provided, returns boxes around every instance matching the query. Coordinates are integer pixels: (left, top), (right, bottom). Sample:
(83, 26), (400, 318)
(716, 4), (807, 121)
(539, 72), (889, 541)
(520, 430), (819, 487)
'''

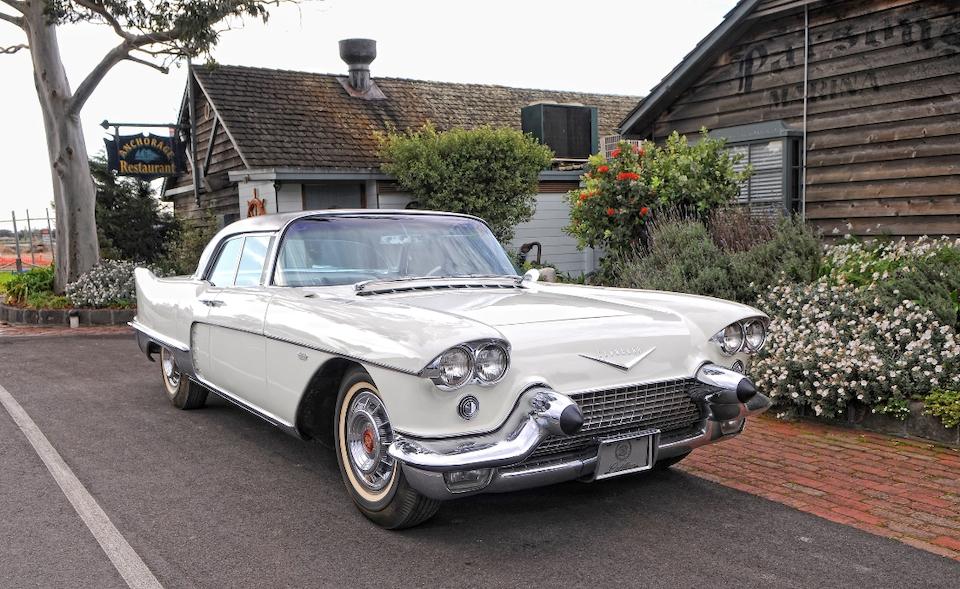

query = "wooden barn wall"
(649, 0), (960, 238)
(166, 81), (246, 225)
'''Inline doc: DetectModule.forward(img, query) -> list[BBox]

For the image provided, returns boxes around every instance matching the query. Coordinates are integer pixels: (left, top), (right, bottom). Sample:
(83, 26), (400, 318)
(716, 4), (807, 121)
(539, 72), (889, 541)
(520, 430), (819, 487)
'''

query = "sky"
(0, 0), (738, 216)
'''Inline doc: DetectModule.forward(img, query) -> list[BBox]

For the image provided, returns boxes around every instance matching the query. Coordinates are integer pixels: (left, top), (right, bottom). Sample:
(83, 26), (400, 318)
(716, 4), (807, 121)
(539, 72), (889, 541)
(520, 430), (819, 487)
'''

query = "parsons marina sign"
(105, 133), (185, 178)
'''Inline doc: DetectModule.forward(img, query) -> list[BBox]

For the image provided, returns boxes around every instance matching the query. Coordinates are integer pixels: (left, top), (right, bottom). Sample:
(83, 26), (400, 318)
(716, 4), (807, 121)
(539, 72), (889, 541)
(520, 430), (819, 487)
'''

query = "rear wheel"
(334, 368), (439, 529)
(160, 347), (207, 410)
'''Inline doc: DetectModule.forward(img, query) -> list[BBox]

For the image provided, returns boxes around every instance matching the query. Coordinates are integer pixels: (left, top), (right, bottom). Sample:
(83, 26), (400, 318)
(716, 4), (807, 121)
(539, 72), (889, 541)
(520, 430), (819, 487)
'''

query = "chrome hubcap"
(161, 350), (181, 388)
(346, 391), (394, 492)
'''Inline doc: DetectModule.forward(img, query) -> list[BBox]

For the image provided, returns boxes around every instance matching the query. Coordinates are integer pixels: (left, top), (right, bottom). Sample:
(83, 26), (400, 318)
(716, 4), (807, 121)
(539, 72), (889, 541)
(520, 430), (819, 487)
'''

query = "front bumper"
(388, 365), (771, 500)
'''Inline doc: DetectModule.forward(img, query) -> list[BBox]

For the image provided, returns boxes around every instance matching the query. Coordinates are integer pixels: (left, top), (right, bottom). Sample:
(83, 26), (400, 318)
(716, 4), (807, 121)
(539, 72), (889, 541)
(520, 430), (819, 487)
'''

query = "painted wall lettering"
(732, 13), (960, 102)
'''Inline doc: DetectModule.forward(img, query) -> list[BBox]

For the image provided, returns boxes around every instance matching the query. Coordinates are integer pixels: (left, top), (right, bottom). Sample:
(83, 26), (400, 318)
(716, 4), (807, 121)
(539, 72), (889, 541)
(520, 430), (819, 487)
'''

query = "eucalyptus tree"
(0, 1), (293, 290)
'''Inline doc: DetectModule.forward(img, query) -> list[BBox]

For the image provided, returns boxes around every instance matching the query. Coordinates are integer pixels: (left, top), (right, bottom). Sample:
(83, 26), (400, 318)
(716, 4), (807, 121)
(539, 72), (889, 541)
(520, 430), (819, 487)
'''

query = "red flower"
(640, 206), (650, 216)
(606, 207), (616, 216)
(634, 145), (645, 157)
(616, 171), (640, 181)
(611, 148), (621, 157)
(597, 165), (610, 174)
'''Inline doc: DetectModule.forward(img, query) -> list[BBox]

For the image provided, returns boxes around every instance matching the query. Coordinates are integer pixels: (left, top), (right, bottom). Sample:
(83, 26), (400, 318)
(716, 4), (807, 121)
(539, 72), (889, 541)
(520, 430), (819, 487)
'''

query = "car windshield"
(273, 215), (518, 287)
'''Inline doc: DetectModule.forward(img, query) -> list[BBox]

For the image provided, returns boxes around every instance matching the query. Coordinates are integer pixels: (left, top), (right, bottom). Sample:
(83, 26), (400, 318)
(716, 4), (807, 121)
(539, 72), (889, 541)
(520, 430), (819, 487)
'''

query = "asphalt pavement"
(0, 334), (957, 588)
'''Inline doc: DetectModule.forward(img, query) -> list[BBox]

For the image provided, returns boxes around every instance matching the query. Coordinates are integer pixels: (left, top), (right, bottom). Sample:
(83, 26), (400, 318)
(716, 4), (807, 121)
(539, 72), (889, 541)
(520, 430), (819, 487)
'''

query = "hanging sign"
(104, 133), (185, 178)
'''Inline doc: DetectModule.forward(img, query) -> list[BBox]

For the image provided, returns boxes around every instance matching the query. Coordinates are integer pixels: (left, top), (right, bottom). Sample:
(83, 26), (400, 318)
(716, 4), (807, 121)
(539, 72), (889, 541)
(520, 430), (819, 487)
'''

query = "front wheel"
(160, 347), (207, 409)
(334, 368), (439, 529)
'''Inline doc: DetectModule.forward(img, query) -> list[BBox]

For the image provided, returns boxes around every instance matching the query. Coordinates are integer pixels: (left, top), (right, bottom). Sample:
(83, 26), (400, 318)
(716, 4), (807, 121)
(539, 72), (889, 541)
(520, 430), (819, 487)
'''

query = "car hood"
(266, 282), (764, 390)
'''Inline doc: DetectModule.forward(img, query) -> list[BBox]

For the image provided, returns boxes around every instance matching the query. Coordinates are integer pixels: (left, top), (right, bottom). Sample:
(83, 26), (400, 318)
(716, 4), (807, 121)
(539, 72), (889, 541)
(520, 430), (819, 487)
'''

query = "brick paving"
(682, 415), (960, 561)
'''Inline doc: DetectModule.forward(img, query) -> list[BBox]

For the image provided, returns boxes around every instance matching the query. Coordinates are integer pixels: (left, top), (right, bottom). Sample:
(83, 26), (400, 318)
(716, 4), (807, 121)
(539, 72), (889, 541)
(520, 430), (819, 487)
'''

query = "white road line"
(0, 383), (163, 589)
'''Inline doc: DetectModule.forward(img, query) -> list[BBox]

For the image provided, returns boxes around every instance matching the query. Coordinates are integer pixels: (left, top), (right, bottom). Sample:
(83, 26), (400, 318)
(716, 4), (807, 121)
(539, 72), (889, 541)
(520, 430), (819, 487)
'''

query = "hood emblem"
(580, 346), (656, 372)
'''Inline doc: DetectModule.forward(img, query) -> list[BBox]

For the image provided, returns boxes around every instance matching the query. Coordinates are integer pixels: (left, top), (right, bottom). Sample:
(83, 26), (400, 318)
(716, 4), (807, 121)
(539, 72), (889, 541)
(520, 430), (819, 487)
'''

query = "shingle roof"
(191, 65), (641, 170)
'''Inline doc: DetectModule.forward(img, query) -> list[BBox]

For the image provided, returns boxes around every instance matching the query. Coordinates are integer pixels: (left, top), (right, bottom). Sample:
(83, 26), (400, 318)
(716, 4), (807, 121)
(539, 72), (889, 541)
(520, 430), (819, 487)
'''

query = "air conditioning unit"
(521, 103), (598, 160)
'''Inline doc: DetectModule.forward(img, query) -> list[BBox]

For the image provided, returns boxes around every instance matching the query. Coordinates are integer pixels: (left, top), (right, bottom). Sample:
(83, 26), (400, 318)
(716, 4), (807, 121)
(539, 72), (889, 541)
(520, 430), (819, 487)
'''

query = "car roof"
(218, 209), (482, 236)
(192, 209), (486, 279)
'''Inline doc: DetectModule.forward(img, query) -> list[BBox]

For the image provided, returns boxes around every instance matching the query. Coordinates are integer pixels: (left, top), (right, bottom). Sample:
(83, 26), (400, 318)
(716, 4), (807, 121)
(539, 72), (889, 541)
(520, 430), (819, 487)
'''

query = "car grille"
(530, 378), (702, 458)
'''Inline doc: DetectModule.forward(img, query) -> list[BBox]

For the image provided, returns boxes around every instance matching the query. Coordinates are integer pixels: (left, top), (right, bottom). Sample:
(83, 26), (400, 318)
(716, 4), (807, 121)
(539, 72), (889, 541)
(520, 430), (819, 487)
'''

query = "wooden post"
(45, 209), (54, 263)
(11, 211), (22, 273)
(25, 209), (36, 267)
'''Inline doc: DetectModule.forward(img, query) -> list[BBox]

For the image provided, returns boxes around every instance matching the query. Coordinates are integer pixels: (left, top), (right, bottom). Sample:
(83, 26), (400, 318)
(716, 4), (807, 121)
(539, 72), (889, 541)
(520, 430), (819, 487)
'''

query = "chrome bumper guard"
(392, 365), (771, 500)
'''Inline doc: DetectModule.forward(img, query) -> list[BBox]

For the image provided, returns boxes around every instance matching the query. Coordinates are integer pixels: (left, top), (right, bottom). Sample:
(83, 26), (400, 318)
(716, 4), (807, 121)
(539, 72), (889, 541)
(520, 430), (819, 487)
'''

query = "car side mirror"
(522, 268), (540, 283)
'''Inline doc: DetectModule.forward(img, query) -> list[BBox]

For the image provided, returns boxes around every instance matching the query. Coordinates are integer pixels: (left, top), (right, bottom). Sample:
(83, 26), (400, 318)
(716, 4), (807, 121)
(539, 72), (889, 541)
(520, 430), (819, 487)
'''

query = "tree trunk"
(23, 2), (99, 292)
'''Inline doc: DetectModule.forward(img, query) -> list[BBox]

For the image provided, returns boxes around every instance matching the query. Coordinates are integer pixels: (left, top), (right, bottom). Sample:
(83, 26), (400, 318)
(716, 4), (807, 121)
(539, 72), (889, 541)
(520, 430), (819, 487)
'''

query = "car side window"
(235, 235), (271, 287)
(207, 236), (244, 286)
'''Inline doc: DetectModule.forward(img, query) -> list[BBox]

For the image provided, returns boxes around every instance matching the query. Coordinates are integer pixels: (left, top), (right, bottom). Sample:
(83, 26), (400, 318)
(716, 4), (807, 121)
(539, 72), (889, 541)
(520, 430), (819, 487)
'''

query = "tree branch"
(0, 43), (26, 54)
(0, 0), (26, 16)
(68, 41), (130, 116)
(124, 53), (168, 74)
(73, 0), (133, 40)
(0, 10), (23, 28)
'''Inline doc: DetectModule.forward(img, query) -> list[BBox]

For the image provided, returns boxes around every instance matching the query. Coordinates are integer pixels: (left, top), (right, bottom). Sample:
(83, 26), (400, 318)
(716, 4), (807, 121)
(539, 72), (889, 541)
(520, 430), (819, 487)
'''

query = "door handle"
(199, 299), (225, 307)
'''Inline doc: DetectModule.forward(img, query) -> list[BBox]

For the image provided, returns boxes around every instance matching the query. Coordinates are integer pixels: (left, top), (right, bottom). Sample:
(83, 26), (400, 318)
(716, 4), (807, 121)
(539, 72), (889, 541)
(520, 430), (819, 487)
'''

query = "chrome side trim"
(264, 332), (420, 376)
(192, 373), (301, 437)
(184, 320), (419, 376)
(129, 320), (189, 352)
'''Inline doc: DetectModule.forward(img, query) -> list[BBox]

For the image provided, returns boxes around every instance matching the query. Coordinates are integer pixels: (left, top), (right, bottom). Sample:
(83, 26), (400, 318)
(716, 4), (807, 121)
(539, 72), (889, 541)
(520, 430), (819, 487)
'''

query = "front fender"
(264, 290), (504, 375)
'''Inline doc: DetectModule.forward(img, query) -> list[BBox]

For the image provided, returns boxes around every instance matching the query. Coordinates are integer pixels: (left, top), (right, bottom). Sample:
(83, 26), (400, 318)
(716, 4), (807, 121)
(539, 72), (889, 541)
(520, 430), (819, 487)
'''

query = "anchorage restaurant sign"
(105, 134), (185, 178)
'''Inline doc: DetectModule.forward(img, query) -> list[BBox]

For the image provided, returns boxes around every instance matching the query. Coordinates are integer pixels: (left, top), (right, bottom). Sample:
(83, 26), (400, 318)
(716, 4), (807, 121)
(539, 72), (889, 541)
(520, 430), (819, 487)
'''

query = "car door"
(201, 233), (278, 418)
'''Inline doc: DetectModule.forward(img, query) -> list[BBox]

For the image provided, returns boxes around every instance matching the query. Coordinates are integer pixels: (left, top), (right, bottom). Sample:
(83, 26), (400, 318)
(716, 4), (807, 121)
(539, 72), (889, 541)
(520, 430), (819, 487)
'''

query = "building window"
(710, 122), (802, 216)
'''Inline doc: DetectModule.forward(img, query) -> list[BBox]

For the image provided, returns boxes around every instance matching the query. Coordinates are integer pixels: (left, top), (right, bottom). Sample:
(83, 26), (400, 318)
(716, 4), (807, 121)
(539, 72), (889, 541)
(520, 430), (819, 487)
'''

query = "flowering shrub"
(753, 280), (960, 419)
(566, 130), (750, 257)
(66, 259), (142, 308)
(822, 237), (960, 327)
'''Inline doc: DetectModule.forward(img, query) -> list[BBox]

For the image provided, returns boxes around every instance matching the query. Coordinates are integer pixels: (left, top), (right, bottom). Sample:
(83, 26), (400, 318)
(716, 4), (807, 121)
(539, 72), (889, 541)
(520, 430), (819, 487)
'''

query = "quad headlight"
(435, 346), (474, 389)
(711, 317), (767, 355)
(475, 343), (509, 383)
(743, 319), (766, 351)
(423, 340), (510, 390)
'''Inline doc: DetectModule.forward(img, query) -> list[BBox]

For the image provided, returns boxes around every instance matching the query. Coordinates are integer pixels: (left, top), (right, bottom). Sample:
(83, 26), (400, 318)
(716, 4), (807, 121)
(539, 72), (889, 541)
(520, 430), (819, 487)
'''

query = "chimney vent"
(339, 38), (376, 93)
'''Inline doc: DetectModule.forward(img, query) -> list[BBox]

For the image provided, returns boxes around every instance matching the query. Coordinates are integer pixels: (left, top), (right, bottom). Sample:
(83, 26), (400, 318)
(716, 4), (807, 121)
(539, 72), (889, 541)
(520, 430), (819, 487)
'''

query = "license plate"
(594, 430), (658, 480)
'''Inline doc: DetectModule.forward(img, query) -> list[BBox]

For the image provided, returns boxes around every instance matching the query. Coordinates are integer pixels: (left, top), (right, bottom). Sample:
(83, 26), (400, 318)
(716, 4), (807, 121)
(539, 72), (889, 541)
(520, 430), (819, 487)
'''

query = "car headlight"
(423, 340), (510, 390)
(721, 323), (745, 354)
(743, 319), (766, 351)
(711, 317), (766, 355)
(475, 343), (509, 383)
(434, 346), (474, 389)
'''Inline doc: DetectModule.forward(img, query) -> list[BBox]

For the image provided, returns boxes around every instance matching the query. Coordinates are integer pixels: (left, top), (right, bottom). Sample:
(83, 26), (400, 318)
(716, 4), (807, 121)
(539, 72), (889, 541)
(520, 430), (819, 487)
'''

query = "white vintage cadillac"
(132, 210), (770, 528)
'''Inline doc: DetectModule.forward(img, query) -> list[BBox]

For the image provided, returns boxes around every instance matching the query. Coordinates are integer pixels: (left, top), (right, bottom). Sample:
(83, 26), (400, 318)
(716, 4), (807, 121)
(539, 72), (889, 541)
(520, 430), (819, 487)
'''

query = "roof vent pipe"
(339, 38), (376, 93)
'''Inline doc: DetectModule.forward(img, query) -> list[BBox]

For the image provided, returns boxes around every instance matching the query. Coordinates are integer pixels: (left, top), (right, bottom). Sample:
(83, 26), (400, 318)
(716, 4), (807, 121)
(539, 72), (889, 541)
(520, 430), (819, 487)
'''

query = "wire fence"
(0, 210), (56, 273)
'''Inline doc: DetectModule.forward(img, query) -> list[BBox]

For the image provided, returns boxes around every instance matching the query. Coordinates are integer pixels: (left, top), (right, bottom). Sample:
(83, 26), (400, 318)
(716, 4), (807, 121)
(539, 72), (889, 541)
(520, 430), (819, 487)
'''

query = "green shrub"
(609, 212), (821, 306)
(729, 216), (822, 295)
(566, 131), (751, 258)
(924, 390), (960, 428)
(158, 212), (219, 276)
(2, 266), (55, 305)
(377, 124), (554, 243)
(611, 217), (738, 299)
